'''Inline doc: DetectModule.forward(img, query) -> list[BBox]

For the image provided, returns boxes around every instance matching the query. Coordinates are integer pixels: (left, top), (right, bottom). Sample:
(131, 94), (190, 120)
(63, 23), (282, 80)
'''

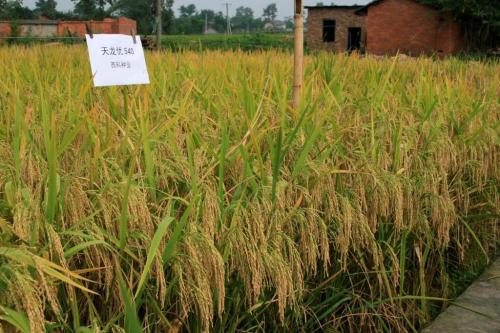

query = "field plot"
(161, 33), (294, 52)
(0, 46), (498, 332)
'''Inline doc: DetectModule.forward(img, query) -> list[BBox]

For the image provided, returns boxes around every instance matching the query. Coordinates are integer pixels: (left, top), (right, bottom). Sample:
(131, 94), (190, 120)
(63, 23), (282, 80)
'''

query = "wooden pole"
(156, 0), (162, 50)
(293, 0), (304, 109)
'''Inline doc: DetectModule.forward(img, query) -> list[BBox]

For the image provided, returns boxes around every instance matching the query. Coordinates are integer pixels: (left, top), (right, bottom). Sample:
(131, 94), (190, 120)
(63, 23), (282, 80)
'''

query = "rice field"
(0, 46), (498, 333)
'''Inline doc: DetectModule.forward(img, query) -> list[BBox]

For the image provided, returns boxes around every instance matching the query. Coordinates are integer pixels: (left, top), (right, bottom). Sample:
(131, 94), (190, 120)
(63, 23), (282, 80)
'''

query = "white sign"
(85, 34), (150, 87)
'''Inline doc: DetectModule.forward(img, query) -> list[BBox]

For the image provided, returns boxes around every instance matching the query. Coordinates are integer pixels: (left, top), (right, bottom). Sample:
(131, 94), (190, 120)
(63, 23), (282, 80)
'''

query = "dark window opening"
(323, 19), (336, 43)
(347, 27), (362, 52)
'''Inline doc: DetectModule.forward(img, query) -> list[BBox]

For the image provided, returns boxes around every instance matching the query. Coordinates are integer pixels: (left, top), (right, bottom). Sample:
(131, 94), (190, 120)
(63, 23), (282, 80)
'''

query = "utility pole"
(205, 13), (208, 34)
(156, 0), (162, 50)
(293, 0), (304, 109)
(223, 3), (232, 35)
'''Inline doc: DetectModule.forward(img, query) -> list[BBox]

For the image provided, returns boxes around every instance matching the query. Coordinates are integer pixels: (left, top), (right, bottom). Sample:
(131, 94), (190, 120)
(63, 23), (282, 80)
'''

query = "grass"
(160, 33), (294, 52)
(0, 46), (498, 333)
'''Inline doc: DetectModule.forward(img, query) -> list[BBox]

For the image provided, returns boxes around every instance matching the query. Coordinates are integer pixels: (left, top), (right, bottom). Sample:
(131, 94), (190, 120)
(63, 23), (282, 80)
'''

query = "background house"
(203, 27), (218, 35)
(306, 0), (464, 56)
(264, 20), (287, 33)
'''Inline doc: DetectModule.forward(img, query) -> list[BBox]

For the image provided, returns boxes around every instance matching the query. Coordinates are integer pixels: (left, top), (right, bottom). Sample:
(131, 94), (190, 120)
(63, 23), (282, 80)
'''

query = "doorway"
(347, 27), (362, 52)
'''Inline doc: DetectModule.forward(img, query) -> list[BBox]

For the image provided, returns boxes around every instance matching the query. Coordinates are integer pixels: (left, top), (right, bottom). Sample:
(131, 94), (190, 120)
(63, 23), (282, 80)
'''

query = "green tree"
(162, 0), (175, 34)
(198, 9), (225, 33)
(72, 0), (104, 19)
(72, 0), (121, 19)
(116, 0), (152, 34)
(262, 3), (278, 22)
(179, 4), (196, 17)
(35, 0), (59, 18)
(232, 6), (254, 32)
(0, 0), (35, 20)
(175, 4), (207, 34)
(116, 0), (174, 35)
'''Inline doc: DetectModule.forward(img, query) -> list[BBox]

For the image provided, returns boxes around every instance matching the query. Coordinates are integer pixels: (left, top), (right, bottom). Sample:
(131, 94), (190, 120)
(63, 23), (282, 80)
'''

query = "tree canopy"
(0, 0), (36, 20)
(72, 0), (108, 20)
(262, 3), (278, 22)
(35, 0), (58, 18)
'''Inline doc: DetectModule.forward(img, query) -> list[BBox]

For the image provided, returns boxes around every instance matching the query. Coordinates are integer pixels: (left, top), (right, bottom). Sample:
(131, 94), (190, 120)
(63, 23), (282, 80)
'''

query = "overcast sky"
(22, 0), (370, 18)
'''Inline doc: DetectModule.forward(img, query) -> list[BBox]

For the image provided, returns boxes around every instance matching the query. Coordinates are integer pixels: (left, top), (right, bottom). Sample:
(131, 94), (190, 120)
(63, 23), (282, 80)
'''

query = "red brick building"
(306, 0), (464, 56)
(306, 5), (366, 53)
(0, 17), (136, 38)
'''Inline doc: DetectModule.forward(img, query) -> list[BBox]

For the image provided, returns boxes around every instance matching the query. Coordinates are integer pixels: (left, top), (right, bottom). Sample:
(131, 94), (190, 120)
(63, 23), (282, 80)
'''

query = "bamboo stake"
(293, 0), (304, 109)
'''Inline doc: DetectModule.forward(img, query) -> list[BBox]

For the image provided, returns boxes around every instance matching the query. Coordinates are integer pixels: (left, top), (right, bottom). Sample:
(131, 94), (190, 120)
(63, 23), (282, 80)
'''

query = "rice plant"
(0, 46), (498, 333)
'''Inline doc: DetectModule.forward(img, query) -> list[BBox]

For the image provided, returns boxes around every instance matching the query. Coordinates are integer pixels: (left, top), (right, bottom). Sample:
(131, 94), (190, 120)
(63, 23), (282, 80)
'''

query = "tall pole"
(293, 0), (304, 109)
(205, 13), (208, 34)
(223, 3), (232, 35)
(156, 0), (162, 50)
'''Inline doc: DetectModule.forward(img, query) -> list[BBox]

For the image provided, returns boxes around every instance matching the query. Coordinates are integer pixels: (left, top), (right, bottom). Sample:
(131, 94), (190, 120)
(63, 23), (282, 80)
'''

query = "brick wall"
(57, 18), (137, 37)
(114, 17), (137, 34)
(307, 8), (366, 52)
(0, 18), (137, 38)
(21, 23), (57, 37)
(436, 12), (464, 54)
(366, 0), (463, 55)
(0, 23), (11, 37)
